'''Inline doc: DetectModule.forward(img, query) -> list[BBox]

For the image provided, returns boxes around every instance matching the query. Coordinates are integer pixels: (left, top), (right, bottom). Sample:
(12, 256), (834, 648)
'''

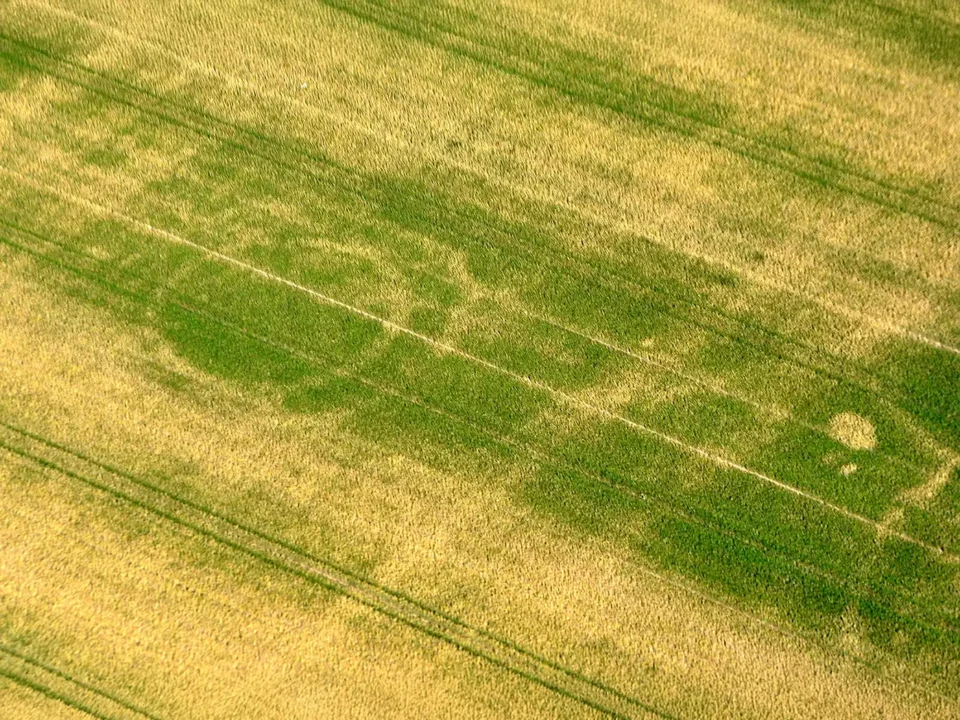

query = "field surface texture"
(1, 0), (959, 717)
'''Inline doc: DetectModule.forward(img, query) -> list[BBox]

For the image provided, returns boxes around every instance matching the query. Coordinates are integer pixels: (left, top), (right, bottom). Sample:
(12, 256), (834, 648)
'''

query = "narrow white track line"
(4, 165), (954, 562)
(526, 310), (789, 418)
(18, 0), (960, 358)
(3, 5), (949, 474)
(0, 250), (955, 710)
(2, 222), (948, 657)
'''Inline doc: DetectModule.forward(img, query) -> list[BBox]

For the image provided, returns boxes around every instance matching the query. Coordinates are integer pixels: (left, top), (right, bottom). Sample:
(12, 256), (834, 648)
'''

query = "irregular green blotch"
(158, 304), (316, 385)
(643, 390), (762, 451)
(518, 414), (960, 677)
(520, 270), (684, 350)
(540, 418), (703, 502)
(404, 272), (463, 336)
(359, 334), (549, 433)
(639, 514), (850, 624)
(644, 505), (960, 670)
(456, 306), (623, 391)
(408, 306), (449, 336)
(350, 384), (517, 468)
(749, 425), (909, 519)
(414, 271), (462, 310)
(81, 145), (128, 170)
(284, 375), (373, 415)
(126, 242), (391, 372)
(640, 480), (960, 672)
(879, 343), (960, 450)
(285, 370), (518, 476)
(520, 465), (642, 537)
(369, 176), (529, 283)
(135, 358), (194, 394)
(0, 52), (35, 92)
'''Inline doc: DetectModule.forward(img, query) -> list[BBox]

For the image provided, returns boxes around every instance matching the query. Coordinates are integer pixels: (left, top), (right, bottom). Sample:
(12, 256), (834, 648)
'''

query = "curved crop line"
(2, 4), (925, 460)
(0, 165), (954, 569)
(4, 224), (958, 706)
(0, 645), (159, 720)
(0, 432), (673, 720)
(0, 28), (948, 429)
(0, 33), (946, 453)
(3, 223), (956, 649)
(1, 20), (957, 364)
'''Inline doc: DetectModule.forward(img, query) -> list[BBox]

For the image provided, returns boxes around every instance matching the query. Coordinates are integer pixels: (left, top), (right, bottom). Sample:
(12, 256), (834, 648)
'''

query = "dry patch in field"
(840, 463), (858, 477)
(829, 412), (878, 451)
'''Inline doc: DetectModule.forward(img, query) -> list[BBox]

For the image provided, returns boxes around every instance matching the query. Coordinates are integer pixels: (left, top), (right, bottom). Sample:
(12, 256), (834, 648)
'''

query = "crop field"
(0, 0), (959, 717)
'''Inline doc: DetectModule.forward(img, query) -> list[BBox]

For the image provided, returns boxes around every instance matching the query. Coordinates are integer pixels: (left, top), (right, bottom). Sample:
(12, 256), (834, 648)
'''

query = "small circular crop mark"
(829, 413), (877, 451)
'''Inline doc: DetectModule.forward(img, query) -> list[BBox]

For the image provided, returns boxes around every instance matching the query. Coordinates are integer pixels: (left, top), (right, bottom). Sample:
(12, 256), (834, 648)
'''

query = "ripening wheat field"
(0, 0), (959, 717)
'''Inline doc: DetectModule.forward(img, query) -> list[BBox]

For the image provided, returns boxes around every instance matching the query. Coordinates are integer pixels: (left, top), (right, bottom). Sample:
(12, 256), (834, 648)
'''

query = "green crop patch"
(641, 484), (960, 671)
(454, 304), (622, 391)
(879, 343), (960, 449)
(357, 334), (550, 434)
(283, 371), (519, 477)
(520, 465), (644, 538)
(749, 425), (904, 519)
(3, 0), (960, 715)
(640, 514), (854, 626)
(642, 390), (765, 453)
(158, 304), (317, 386)
(0, 49), (40, 93)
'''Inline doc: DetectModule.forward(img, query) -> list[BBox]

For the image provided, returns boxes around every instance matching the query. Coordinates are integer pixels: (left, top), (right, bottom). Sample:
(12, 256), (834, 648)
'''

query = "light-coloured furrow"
(2, 164), (953, 563)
